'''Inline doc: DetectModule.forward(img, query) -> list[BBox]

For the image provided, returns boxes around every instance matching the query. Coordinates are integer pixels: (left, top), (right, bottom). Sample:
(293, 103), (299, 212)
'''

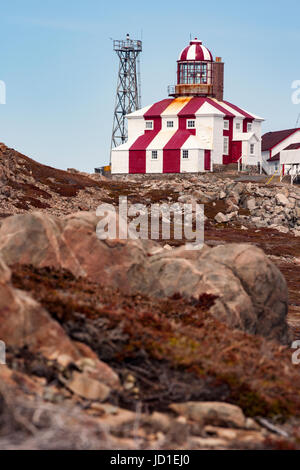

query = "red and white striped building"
(111, 38), (264, 174)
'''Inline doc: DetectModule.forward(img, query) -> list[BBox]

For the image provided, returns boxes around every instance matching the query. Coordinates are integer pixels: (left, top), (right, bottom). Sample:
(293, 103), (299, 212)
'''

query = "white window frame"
(151, 150), (158, 160)
(223, 136), (229, 156)
(145, 120), (154, 130)
(182, 149), (189, 159)
(224, 119), (230, 130)
(247, 122), (252, 132)
(187, 120), (195, 129)
(167, 120), (174, 128)
(250, 143), (255, 155)
(236, 122), (241, 130)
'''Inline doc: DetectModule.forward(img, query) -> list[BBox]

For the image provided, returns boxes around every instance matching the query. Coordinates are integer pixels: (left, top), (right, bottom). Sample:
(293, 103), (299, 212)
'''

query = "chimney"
(212, 59), (224, 101)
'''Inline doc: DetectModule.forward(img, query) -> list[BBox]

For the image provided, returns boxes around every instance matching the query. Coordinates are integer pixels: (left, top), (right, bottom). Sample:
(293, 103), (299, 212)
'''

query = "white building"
(262, 128), (300, 176)
(111, 38), (264, 175)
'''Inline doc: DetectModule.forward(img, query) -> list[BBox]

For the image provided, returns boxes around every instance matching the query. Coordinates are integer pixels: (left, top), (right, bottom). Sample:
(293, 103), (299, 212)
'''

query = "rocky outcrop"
(128, 243), (290, 344)
(0, 211), (151, 287)
(0, 212), (290, 343)
(0, 253), (119, 392)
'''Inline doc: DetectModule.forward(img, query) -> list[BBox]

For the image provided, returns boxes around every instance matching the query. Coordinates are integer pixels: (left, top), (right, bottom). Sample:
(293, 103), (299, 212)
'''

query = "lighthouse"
(111, 38), (264, 174)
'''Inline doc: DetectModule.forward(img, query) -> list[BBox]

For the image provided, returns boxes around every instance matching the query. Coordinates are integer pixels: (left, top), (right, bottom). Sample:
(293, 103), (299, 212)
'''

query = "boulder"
(275, 193), (289, 206)
(246, 198), (257, 211)
(128, 243), (290, 344)
(214, 212), (229, 224)
(0, 213), (290, 344)
(170, 402), (246, 429)
(0, 211), (151, 288)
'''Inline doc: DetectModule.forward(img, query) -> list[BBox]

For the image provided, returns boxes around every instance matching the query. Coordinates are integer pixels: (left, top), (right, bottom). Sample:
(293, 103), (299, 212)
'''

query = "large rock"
(170, 402), (246, 429)
(0, 212), (290, 343)
(0, 211), (150, 288)
(0, 254), (119, 390)
(128, 243), (290, 344)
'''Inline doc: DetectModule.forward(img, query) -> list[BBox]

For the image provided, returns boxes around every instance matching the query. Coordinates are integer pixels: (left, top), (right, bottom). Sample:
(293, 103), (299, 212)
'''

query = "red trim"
(223, 100), (254, 119)
(223, 117), (234, 163)
(178, 97), (206, 117)
(129, 99), (172, 174)
(180, 47), (189, 61)
(206, 98), (235, 117)
(269, 129), (300, 151)
(144, 99), (173, 119)
(243, 117), (254, 133)
(179, 43), (213, 61)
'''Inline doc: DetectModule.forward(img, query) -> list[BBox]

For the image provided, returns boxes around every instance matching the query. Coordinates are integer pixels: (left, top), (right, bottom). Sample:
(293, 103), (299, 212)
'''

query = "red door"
(204, 150), (211, 171)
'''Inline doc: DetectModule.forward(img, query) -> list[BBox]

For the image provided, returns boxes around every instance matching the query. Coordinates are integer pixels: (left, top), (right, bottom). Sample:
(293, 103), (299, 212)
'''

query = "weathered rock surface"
(0, 211), (150, 287)
(0, 254), (119, 391)
(170, 401), (246, 429)
(129, 243), (290, 343)
(0, 211), (290, 343)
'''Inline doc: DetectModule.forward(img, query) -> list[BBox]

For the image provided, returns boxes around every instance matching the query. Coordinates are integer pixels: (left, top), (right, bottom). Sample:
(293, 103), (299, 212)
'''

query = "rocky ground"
(0, 143), (300, 450)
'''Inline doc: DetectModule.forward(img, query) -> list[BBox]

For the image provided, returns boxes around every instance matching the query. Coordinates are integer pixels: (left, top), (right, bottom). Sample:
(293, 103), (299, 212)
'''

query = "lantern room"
(177, 38), (213, 85)
(169, 38), (225, 101)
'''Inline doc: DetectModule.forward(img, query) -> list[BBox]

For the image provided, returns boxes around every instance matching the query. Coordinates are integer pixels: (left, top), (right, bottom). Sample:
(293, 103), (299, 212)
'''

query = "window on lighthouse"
(145, 121), (153, 130)
(151, 151), (158, 160)
(187, 120), (196, 129)
(182, 150), (189, 159)
(224, 120), (230, 130)
(179, 62), (208, 85)
(223, 136), (229, 155)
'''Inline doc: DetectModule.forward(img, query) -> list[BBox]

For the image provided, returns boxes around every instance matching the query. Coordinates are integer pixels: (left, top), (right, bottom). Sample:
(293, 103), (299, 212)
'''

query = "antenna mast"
(111, 34), (142, 154)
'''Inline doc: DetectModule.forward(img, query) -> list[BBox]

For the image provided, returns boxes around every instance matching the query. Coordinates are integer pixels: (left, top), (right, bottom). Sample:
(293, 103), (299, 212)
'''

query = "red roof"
(262, 128), (300, 151)
(267, 153), (280, 162)
(267, 142), (300, 162)
(179, 39), (213, 62)
(284, 142), (300, 150)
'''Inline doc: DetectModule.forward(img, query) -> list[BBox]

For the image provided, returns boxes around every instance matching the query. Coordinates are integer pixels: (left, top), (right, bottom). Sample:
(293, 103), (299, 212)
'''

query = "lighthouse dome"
(179, 38), (213, 62)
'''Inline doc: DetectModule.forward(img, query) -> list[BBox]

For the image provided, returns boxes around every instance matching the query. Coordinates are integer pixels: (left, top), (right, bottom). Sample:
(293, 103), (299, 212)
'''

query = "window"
(145, 121), (153, 130)
(151, 150), (158, 160)
(187, 120), (195, 129)
(250, 144), (255, 155)
(224, 120), (229, 130)
(167, 121), (174, 128)
(178, 62), (209, 84)
(247, 122), (252, 132)
(236, 122), (241, 130)
(182, 150), (189, 159)
(223, 136), (229, 155)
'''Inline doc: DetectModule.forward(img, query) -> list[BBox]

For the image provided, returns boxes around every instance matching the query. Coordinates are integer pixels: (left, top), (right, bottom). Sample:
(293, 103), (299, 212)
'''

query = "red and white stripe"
(179, 39), (213, 62)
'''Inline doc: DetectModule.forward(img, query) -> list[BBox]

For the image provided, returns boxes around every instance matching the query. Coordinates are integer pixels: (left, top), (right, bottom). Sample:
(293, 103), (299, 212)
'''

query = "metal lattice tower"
(111, 34), (142, 153)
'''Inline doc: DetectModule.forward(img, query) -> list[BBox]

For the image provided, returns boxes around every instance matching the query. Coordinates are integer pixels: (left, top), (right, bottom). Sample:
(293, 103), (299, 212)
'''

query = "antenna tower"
(111, 34), (142, 153)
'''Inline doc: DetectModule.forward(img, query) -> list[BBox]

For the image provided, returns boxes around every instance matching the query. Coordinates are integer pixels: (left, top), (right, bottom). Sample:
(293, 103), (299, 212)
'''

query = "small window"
(236, 122), (241, 130)
(224, 120), (229, 130)
(182, 150), (189, 159)
(145, 121), (153, 130)
(187, 120), (195, 129)
(223, 136), (229, 155)
(247, 122), (252, 132)
(167, 121), (174, 128)
(151, 150), (158, 160)
(250, 144), (255, 155)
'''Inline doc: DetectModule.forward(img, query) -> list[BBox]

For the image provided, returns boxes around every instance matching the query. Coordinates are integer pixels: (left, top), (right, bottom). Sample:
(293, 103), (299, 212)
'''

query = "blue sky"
(1, 0), (300, 171)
